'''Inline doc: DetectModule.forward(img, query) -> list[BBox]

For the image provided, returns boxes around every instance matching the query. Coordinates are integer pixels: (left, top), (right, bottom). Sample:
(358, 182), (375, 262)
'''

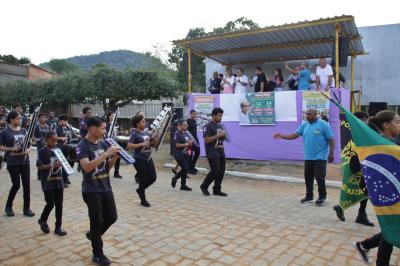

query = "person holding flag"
(349, 110), (400, 266)
(318, 89), (400, 265)
(332, 111), (374, 227)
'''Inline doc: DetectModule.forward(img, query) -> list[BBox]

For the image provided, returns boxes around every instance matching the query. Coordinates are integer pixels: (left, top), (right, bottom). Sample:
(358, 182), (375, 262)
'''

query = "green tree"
(46, 59), (80, 74)
(18, 57), (31, 64)
(168, 28), (207, 92)
(0, 55), (19, 64)
(169, 18), (260, 92)
(0, 66), (180, 115)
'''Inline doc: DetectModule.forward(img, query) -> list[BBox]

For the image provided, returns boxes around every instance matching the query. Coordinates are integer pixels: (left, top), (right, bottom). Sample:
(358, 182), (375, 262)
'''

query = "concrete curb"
(164, 163), (342, 188)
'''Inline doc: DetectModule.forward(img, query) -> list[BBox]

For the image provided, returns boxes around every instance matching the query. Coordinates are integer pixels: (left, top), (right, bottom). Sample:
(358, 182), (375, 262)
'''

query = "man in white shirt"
(235, 68), (248, 94)
(316, 58), (335, 91)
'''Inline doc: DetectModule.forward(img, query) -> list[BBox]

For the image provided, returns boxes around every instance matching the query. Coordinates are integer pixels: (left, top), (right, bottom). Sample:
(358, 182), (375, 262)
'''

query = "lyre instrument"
(105, 138), (135, 164)
(215, 123), (231, 147)
(52, 148), (74, 175)
(22, 103), (42, 152)
(149, 105), (174, 151)
(186, 131), (199, 147)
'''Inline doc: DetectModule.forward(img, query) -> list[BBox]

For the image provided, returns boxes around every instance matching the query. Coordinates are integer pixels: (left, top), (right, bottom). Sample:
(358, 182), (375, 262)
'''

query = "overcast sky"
(1, 0), (399, 64)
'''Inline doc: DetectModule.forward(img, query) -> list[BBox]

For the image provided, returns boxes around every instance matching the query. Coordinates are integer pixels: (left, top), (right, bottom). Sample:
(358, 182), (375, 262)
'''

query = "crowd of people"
(207, 58), (343, 94)
(0, 104), (226, 266)
(1, 101), (399, 265)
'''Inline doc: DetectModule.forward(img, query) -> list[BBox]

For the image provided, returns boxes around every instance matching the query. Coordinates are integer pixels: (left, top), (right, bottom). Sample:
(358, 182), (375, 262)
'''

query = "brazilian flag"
(339, 140), (368, 210)
(343, 107), (400, 248)
(319, 91), (400, 248)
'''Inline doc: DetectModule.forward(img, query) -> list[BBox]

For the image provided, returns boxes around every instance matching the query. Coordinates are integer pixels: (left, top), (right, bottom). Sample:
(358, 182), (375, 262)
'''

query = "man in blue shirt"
(285, 62), (311, 90)
(274, 108), (335, 206)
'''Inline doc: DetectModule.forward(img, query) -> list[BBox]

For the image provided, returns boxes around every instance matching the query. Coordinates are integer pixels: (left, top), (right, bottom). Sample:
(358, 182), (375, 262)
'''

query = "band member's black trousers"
(174, 155), (189, 186)
(40, 189), (64, 229)
(359, 198), (368, 214)
(82, 191), (118, 257)
(189, 145), (200, 171)
(114, 158), (121, 175)
(304, 160), (327, 199)
(361, 232), (393, 266)
(113, 141), (126, 175)
(134, 158), (157, 199)
(201, 156), (226, 192)
(6, 164), (31, 210)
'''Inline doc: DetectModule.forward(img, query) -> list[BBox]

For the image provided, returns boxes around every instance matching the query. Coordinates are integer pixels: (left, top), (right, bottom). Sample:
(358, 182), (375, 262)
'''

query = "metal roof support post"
(188, 48), (192, 93)
(351, 55), (356, 112)
(335, 24), (341, 89)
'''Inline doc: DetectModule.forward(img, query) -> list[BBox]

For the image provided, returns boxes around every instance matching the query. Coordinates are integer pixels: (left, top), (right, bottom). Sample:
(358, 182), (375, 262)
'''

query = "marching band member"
(37, 131), (67, 236)
(200, 107), (228, 197)
(187, 109), (200, 174)
(34, 113), (50, 150)
(79, 107), (92, 139)
(46, 111), (58, 130)
(56, 114), (80, 186)
(34, 113), (50, 181)
(0, 111), (34, 217)
(106, 112), (124, 179)
(76, 116), (120, 266)
(171, 119), (193, 191)
(13, 103), (29, 129)
(128, 114), (157, 207)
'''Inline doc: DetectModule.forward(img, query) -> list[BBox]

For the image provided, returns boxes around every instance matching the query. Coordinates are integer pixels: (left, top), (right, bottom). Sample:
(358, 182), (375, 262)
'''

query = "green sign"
(239, 92), (275, 125)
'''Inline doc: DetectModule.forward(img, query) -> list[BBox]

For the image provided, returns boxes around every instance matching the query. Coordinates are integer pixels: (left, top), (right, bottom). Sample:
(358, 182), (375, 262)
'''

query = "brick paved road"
(0, 156), (398, 265)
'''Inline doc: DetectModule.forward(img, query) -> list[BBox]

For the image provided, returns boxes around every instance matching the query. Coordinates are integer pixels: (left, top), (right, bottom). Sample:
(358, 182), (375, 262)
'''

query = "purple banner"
(189, 89), (350, 164)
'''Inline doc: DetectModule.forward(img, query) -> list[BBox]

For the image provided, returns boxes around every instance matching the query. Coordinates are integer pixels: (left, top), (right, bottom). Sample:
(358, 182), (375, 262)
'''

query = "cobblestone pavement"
(0, 155), (398, 266)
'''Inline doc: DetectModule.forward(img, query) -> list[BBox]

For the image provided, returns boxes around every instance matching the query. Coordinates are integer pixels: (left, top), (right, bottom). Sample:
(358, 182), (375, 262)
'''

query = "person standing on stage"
(316, 58), (335, 91)
(105, 112), (124, 179)
(171, 119), (193, 191)
(285, 62), (311, 91)
(56, 115), (80, 186)
(0, 111), (34, 217)
(274, 108), (335, 206)
(79, 107), (93, 139)
(235, 68), (249, 94)
(76, 116), (120, 266)
(254, 66), (268, 93)
(200, 107), (228, 197)
(187, 110), (200, 174)
(127, 114), (157, 207)
(37, 131), (67, 236)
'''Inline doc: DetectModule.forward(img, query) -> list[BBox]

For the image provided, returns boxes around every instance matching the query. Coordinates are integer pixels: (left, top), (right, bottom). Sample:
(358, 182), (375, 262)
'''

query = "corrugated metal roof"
(173, 15), (366, 65)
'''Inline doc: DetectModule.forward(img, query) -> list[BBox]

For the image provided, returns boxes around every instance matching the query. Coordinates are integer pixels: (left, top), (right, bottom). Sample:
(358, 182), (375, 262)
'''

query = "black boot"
(355, 212), (374, 227)
(171, 177), (177, 188)
(333, 205), (345, 222)
(180, 185), (192, 191)
(136, 188), (150, 207)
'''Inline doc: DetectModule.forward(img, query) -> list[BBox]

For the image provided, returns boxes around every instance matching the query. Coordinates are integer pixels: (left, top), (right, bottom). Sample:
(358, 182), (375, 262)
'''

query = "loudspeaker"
(369, 102), (388, 117)
(332, 37), (350, 67)
(162, 102), (173, 109)
(172, 107), (183, 121)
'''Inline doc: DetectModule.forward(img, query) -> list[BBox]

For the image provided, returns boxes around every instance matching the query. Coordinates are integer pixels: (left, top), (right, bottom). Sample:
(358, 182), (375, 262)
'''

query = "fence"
(69, 98), (187, 119)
